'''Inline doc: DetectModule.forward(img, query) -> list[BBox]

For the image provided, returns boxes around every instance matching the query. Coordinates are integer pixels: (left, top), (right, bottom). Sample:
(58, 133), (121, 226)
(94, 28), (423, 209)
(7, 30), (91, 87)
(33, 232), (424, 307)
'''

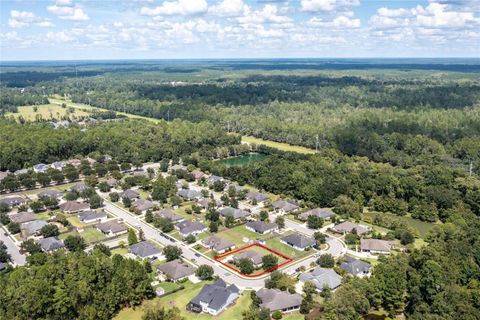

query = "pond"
(217, 153), (267, 167)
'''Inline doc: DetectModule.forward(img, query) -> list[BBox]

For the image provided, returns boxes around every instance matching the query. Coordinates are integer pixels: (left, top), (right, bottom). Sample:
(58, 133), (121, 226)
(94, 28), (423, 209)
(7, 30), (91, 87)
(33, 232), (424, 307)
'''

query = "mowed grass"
(242, 136), (316, 154)
(216, 225), (271, 247)
(5, 104), (89, 121)
(264, 236), (312, 260)
(59, 227), (106, 243)
(114, 281), (252, 320)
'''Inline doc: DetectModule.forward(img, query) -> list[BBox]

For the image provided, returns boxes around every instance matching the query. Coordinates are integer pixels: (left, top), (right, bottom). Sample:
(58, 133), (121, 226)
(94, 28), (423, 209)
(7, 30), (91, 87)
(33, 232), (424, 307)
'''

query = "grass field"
(216, 225), (271, 247)
(264, 237), (312, 260)
(66, 216), (85, 228)
(111, 247), (129, 255)
(59, 227), (106, 243)
(33, 211), (52, 221)
(242, 136), (316, 154)
(5, 104), (90, 122)
(363, 211), (436, 238)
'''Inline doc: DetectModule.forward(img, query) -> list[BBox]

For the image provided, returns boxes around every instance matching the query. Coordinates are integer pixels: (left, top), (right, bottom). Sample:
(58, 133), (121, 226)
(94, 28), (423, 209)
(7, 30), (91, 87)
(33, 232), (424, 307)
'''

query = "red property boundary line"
(214, 242), (294, 278)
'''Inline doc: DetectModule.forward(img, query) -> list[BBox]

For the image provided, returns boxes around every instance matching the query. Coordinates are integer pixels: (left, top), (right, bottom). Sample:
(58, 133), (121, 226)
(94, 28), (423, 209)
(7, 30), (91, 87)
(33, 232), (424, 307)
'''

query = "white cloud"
(377, 7), (410, 17)
(209, 0), (249, 17)
(47, 3), (89, 21)
(414, 2), (476, 27)
(308, 15), (360, 28)
(237, 4), (292, 24)
(46, 31), (75, 43)
(301, 0), (359, 12)
(8, 10), (54, 28)
(140, 0), (208, 16)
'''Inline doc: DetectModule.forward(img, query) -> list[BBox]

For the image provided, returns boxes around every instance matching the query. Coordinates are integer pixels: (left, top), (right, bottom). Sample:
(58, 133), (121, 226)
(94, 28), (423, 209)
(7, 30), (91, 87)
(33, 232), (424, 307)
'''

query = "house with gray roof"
(9, 211), (36, 224)
(157, 209), (184, 222)
(132, 199), (154, 213)
(332, 221), (369, 235)
(39, 237), (65, 252)
(96, 221), (128, 237)
(187, 279), (240, 316)
(298, 208), (334, 221)
(106, 178), (119, 187)
(360, 239), (394, 254)
(59, 201), (89, 213)
(202, 235), (235, 253)
(120, 189), (140, 200)
(256, 288), (302, 313)
(232, 250), (264, 268)
(281, 233), (316, 250)
(38, 190), (63, 199)
(246, 191), (269, 204)
(156, 259), (195, 281)
(129, 241), (162, 259)
(71, 183), (88, 193)
(197, 198), (220, 211)
(177, 189), (201, 200)
(246, 221), (278, 235)
(170, 164), (187, 172)
(272, 200), (299, 214)
(21, 220), (48, 238)
(77, 210), (108, 223)
(33, 163), (49, 173)
(340, 256), (372, 277)
(299, 267), (342, 291)
(175, 220), (207, 237)
(207, 175), (225, 185)
(51, 161), (66, 170)
(0, 196), (26, 208)
(219, 207), (250, 220)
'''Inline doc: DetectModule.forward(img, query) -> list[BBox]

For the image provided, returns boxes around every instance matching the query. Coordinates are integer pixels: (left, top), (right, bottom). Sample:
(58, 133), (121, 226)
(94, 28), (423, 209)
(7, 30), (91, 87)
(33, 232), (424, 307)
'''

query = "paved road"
(0, 226), (26, 266)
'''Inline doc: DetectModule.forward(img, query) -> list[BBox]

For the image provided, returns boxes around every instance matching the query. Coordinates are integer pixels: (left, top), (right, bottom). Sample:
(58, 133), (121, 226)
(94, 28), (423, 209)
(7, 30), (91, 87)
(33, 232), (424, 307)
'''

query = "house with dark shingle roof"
(177, 189), (201, 200)
(96, 221), (128, 237)
(132, 199), (154, 213)
(272, 200), (299, 214)
(38, 190), (63, 199)
(246, 221), (278, 235)
(207, 175), (225, 185)
(156, 259), (195, 281)
(219, 207), (250, 220)
(120, 189), (140, 200)
(9, 211), (36, 224)
(59, 201), (89, 213)
(21, 220), (48, 238)
(157, 209), (184, 222)
(71, 183), (88, 193)
(77, 210), (108, 223)
(256, 288), (302, 313)
(340, 256), (372, 277)
(202, 235), (235, 253)
(187, 279), (240, 315)
(299, 267), (342, 291)
(360, 239), (394, 254)
(129, 241), (162, 259)
(281, 233), (316, 250)
(175, 220), (207, 237)
(197, 198), (221, 211)
(232, 250), (264, 268)
(332, 221), (369, 235)
(0, 196), (26, 208)
(33, 163), (49, 173)
(39, 237), (65, 252)
(298, 208), (334, 221)
(245, 191), (269, 204)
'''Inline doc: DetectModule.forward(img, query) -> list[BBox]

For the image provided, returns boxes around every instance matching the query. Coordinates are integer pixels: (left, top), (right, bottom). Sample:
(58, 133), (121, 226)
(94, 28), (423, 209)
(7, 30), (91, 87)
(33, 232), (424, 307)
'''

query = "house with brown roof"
(232, 250), (264, 268)
(256, 288), (302, 313)
(59, 201), (89, 213)
(332, 221), (369, 235)
(157, 209), (184, 222)
(202, 235), (236, 253)
(96, 221), (128, 237)
(9, 212), (36, 224)
(360, 239), (394, 254)
(156, 259), (195, 281)
(272, 200), (299, 214)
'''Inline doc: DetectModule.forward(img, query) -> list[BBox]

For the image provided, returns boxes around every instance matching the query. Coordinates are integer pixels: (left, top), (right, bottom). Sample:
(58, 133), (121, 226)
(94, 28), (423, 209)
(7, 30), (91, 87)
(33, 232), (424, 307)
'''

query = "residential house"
(246, 221), (278, 235)
(39, 237), (65, 252)
(51, 161), (66, 171)
(129, 241), (162, 259)
(120, 189), (140, 200)
(192, 170), (205, 180)
(175, 220), (207, 237)
(59, 201), (89, 213)
(33, 163), (49, 173)
(96, 221), (128, 237)
(232, 250), (264, 268)
(132, 199), (154, 213)
(0, 196), (27, 208)
(332, 221), (369, 236)
(71, 183), (88, 193)
(77, 210), (108, 224)
(360, 239), (394, 254)
(340, 256), (372, 277)
(37, 190), (63, 199)
(256, 288), (302, 313)
(177, 189), (201, 200)
(14, 169), (29, 176)
(207, 175), (225, 185)
(245, 191), (269, 204)
(187, 279), (240, 316)
(170, 164), (187, 172)
(21, 220), (48, 238)
(202, 235), (235, 253)
(281, 233), (316, 250)
(156, 259), (195, 281)
(157, 209), (184, 223)
(272, 200), (299, 214)
(66, 159), (82, 167)
(8, 211), (36, 224)
(106, 178), (119, 187)
(219, 207), (250, 220)
(298, 208), (334, 221)
(299, 267), (342, 291)
(197, 198), (220, 211)
(227, 184), (244, 193)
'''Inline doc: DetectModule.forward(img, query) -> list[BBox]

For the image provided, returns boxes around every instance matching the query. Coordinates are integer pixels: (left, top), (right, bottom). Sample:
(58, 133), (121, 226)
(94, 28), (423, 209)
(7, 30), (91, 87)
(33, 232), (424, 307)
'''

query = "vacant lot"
(242, 135), (316, 154)
(5, 104), (89, 121)
(216, 225), (272, 247)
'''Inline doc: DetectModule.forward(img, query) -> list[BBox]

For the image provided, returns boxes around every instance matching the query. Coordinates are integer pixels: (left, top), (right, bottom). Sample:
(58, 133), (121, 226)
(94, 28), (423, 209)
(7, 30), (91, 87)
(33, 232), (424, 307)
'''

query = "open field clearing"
(5, 104), (90, 121)
(242, 136), (316, 154)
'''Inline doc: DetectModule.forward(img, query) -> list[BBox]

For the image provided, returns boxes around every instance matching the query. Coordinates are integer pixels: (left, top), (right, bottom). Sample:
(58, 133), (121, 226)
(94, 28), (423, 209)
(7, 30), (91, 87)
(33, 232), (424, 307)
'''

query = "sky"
(0, 0), (479, 60)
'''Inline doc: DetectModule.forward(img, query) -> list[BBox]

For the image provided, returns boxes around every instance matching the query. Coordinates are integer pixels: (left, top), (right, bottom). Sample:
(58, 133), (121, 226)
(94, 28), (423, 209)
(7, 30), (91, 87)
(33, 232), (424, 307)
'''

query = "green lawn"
(242, 136), (316, 154)
(114, 281), (253, 320)
(58, 227), (106, 243)
(363, 211), (436, 238)
(67, 216), (85, 228)
(34, 211), (52, 221)
(111, 247), (129, 255)
(216, 225), (271, 247)
(5, 104), (89, 122)
(156, 282), (180, 293)
(265, 237), (312, 260)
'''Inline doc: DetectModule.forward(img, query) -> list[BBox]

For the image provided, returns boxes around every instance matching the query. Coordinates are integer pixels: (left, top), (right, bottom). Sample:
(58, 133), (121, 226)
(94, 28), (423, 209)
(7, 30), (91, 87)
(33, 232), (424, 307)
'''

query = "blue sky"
(0, 0), (479, 60)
